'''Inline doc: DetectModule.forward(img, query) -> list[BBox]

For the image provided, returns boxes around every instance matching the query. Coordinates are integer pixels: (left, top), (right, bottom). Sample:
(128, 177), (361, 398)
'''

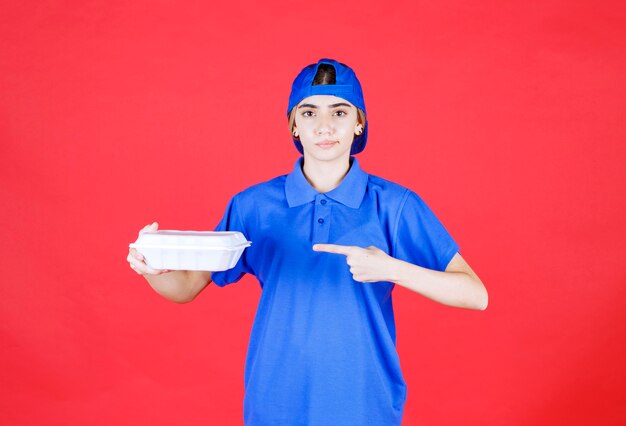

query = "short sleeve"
(392, 190), (460, 272)
(210, 194), (254, 287)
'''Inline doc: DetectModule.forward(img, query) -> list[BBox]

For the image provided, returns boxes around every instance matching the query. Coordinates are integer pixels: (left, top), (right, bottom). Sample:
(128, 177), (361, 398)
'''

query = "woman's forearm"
(389, 258), (488, 310)
(144, 270), (212, 303)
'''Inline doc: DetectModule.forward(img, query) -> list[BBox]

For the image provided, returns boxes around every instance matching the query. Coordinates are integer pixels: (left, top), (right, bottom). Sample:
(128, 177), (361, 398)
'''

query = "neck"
(301, 155), (352, 193)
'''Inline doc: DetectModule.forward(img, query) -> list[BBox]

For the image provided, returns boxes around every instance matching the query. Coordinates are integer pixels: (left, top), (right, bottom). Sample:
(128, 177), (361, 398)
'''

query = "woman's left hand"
(312, 244), (398, 283)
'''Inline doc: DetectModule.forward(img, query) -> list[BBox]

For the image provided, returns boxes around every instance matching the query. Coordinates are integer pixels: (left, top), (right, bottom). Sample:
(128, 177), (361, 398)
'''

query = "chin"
(304, 149), (352, 163)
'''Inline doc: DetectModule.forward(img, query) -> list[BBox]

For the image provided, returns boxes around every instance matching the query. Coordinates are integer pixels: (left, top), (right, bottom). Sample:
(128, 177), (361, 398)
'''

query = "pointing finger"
(312, 244), (357, 256)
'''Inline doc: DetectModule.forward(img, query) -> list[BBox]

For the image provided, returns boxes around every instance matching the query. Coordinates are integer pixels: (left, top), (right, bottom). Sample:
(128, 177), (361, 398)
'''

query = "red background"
(1, 1), (625, 425)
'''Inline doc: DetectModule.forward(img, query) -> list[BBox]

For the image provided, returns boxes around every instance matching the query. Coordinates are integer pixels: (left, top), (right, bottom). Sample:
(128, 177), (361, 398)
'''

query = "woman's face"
(293, 95), (361, 162)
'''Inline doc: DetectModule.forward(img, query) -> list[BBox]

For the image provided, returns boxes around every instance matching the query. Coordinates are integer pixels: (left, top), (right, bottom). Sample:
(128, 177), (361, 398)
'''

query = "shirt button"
(318, 218), (324, 224)
(320, 199), (327, 205)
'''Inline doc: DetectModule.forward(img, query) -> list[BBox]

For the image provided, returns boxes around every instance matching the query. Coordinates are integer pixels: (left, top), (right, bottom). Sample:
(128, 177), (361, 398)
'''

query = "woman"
(128, 58), (488, 425)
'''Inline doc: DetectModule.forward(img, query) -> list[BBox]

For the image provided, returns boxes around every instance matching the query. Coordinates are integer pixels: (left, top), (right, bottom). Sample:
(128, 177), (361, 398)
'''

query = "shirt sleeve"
(210, 194), (254, 287)
(392, 190), (460, 272)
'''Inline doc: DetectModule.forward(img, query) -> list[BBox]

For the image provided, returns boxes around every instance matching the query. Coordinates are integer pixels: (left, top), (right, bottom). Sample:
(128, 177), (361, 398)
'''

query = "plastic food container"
(129, 230), (252, 271)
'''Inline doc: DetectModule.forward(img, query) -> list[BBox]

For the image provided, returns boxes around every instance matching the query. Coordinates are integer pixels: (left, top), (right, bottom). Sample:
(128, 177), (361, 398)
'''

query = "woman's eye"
(302, 111), (314, 117)
(334, 110), (347, 117)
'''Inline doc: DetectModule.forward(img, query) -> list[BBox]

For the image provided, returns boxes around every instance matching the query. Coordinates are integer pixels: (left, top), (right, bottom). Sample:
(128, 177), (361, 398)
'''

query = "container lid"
(130, 230), (251, 250)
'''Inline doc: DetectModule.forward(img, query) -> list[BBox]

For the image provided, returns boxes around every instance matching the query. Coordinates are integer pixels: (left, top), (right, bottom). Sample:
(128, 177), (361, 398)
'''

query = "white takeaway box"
(129, 230), (251, 271)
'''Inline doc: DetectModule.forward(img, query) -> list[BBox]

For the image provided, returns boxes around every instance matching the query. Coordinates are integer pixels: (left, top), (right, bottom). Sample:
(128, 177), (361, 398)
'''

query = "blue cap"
(287, 58), (368, 155)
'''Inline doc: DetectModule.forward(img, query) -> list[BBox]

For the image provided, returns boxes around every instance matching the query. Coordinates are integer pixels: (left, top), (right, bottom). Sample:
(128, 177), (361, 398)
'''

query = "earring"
(355, 126), (363, 135)
(293, 130), (299, 137)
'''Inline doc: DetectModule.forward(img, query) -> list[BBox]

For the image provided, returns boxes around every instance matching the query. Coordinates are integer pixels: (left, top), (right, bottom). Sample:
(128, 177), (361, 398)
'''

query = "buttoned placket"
(312, 194), (331, 244)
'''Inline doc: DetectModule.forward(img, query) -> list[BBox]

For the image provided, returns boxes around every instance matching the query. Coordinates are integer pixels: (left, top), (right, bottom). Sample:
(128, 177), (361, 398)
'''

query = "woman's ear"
(355, 124), (363, 135)
(292, 128), (299, 138)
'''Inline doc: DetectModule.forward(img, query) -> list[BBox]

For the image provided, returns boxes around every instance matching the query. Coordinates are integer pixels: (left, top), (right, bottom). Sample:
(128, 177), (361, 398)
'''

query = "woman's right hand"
(127, 222), (171, 276)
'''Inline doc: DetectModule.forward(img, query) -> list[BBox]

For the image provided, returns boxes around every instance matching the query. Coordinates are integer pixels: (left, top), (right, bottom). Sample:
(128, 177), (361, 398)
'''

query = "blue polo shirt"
(212, 156), (459, 425)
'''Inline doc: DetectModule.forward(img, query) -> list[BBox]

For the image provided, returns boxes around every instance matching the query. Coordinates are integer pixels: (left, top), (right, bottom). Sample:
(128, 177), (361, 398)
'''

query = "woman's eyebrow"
(298, 102), (352, 109)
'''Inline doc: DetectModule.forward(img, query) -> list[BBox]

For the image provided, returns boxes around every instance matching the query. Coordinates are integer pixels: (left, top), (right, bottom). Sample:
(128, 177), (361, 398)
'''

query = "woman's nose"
(315, 115), (333, 135)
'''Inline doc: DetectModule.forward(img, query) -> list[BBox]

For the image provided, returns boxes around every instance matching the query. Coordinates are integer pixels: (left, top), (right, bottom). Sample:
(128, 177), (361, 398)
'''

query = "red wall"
(2, 1), (625, 425)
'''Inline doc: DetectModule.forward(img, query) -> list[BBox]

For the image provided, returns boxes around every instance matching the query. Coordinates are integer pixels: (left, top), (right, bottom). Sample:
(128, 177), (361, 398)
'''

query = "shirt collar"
(285, 156), (368, 208)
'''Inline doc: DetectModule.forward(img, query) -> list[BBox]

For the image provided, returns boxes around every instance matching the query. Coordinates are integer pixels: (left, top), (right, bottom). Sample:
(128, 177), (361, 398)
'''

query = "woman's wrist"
(387, 256), (411, 285)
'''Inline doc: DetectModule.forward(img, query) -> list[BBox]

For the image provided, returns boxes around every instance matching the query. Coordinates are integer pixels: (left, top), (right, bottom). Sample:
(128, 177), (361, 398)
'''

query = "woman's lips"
(316, 141), (338, 149)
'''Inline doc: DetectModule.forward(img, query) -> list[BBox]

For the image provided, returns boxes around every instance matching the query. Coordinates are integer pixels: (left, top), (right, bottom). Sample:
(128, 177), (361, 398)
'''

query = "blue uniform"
(212, 156), (459, 425)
